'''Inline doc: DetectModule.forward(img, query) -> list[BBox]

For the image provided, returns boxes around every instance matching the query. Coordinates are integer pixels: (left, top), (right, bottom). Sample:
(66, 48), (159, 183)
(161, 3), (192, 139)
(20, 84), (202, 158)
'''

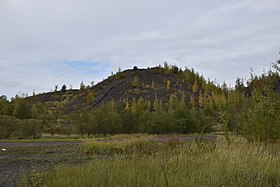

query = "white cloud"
(0, 0), (280, 98)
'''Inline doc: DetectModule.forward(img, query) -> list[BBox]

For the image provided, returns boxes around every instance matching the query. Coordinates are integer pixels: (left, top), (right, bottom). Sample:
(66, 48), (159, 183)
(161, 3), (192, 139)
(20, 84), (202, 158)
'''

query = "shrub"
(0, 115), (20, 139)
(20, 119), (42, 139)
(240, 87), (280, 142)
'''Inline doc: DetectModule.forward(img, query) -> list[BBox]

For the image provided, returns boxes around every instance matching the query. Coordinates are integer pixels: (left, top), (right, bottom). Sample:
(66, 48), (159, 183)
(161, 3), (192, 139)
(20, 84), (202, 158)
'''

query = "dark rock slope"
(26, 67), (197, 113)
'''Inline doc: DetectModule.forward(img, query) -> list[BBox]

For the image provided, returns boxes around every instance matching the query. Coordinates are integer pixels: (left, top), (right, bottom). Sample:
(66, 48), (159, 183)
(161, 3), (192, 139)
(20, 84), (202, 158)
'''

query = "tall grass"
(21, 137), (280, 187)
(81, 138), (163, 156)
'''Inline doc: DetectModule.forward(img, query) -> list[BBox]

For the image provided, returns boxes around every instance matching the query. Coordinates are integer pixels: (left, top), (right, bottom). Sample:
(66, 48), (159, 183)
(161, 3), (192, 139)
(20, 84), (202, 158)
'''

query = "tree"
(20, 119), (42, 139)
(240, 86), (280, 142)
(131, 76), (140, 88)
(31, 103), (47, 119)
(122, 109), (138, 133)
(136, 97), (146, 113)
(192, 79), (199, 93)
(2, 104), (14, 116)
(153, 98), (162, 112)
(198, 90), (204, 108)
(179, 94), (186, 113)
(71, 110), (95, 137)
(189, 95), (196, 109)
(0, 96), (8, 115)
(86, 91), (94, 104)
(31, 105), (39, 119)
(168, 95), (178, 113)
(61, 84), (67, 91)
(163, 61), (169, 74)
(239, 61), (280, 142)
(166, 80), (171, 91)
(93, 101), (122, 134)
(235, 77), (245, 93)
(13, 99), (31, 119)
(80, 81), (86, 90)
(0, 115), (19, 139)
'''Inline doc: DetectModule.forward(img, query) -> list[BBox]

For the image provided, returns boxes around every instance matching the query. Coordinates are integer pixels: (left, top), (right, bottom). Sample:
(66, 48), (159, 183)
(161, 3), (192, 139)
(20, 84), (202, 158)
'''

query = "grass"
(40, 133), (80, 139)
(0, 140), (90, 187)
(81, 138), (163, 156)
(20, 136), (280, 187)
(0, 133), (213, 143)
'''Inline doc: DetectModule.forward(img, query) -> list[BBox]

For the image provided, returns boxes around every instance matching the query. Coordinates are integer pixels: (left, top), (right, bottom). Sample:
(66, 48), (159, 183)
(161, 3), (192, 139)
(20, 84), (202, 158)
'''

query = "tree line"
(0, 60), (280, 142)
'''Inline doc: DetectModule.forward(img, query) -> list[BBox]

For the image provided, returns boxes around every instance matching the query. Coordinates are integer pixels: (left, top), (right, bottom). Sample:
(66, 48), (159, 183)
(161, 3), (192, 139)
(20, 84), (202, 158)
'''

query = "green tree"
(0, 95), (8, 115)
(153, 98), (162, 112)
(2, 104), (14, 116)
(122, 109), (138, 133)
(94, 101), (123, 134)
(189, 95), (196, 109)
(72, 110), (95, 137)
(237, 59), (280, 141)
(20, 119), (42, 139)
(168, 95), (178, 113)
(178, 97), (186, 113)
(80, 81), (86, 90)
(198, 90), (204, 108)
(240, 83), (280, 142)
(61, 84), (67, 91)
(0, 115), (19, 139)
(13, 99), (31, 119)
(235, 77), (245, 93)
(54, 85), (58, 92)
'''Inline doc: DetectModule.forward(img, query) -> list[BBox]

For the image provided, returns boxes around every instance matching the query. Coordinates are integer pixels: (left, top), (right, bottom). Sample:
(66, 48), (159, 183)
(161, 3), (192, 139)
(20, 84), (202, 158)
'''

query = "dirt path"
(0, 141), (89, 187)
(0, 141), (80, 148)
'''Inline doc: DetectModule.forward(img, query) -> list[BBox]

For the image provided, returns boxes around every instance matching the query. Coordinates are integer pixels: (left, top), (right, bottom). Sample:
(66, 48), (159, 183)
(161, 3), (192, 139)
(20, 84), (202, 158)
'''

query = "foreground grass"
(21, 137), (280, 187)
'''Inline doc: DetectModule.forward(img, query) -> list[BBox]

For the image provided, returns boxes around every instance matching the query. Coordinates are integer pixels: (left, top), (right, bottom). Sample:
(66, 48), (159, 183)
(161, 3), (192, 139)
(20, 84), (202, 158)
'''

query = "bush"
(240, 87), (280, 142)
(0, 115), (20, 139)
(20, 119), (42, 139)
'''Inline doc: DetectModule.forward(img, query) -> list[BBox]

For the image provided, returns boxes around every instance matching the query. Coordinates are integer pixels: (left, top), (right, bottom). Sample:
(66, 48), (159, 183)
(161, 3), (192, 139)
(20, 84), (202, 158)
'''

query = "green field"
(11, 135), (280, 187)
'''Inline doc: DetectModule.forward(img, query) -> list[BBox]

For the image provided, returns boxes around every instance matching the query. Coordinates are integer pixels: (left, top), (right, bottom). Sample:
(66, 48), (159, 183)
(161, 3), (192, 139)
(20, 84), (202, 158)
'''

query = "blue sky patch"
(64, 60), (110, 75)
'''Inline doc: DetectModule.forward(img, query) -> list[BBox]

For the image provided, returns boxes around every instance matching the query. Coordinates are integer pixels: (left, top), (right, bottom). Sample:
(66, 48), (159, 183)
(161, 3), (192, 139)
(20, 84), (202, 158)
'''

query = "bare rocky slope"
(26, 66), (280, 114)
(26, 67), (197, 113)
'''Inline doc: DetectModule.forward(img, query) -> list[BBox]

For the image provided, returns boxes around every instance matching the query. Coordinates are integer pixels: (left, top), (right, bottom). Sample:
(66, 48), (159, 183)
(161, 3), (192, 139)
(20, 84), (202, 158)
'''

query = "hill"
(26, 65), (220, 113)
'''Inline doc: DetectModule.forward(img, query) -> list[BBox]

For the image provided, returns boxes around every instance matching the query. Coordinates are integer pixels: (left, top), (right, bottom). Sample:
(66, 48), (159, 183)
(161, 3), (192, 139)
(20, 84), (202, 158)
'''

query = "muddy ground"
(0, 141), (90, 187)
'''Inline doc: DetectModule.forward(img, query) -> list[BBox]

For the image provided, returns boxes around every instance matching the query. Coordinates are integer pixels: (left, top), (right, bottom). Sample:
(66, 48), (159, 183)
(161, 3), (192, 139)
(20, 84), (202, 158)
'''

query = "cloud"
(0, 0), (280, 98)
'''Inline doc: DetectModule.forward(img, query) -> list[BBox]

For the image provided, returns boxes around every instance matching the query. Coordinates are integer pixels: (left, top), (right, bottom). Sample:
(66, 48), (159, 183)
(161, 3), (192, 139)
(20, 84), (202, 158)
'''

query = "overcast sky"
(1, 0), (280, 99)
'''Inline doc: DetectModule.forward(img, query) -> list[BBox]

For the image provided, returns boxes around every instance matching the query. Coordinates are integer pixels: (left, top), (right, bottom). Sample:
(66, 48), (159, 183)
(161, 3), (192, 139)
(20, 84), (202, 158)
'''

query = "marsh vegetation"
(14, 135), (280, 187)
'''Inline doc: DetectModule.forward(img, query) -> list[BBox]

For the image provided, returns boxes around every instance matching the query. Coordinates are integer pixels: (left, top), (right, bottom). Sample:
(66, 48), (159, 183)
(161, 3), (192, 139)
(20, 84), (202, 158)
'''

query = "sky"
(1, 0), (280, 99)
